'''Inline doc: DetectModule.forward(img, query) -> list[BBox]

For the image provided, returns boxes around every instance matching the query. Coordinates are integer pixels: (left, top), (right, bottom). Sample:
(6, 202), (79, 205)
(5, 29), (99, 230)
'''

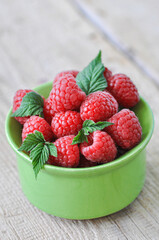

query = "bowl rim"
(5, 82), (154, 176)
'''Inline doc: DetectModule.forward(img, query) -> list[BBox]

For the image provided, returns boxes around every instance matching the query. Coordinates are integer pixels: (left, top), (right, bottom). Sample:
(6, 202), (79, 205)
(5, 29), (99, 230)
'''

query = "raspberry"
(106, 109), (142, 149)
(43, 98), (55, 125)
(51, 110), (83, 138)
(47, 156), (59, 166)
(53, 70), (79, 86)
(80, 91), (118, 122)
(22, 116), (53, 142)
(49, 74), (86, 113)
(48, 135), (80, 167)
(80, 130), (117, 163)
(13, 89), (32, 124)
(107, 74), (139, 108)
(78, 155), (97, 168)
(103, 67), (112, 80)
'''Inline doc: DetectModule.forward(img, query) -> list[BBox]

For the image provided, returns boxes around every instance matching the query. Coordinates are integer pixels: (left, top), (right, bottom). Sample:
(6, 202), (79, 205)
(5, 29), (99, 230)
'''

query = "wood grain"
(0, 0), (159, 239)
(75, 0), (159, 85)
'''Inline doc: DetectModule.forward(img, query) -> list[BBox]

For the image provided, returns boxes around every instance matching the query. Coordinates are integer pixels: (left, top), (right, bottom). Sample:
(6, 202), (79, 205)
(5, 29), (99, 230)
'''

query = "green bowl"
(5, 82), (154, 220)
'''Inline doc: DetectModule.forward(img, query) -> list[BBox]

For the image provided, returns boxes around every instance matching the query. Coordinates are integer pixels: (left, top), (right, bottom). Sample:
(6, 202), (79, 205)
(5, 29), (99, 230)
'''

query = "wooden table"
(1, 0), (159, 239)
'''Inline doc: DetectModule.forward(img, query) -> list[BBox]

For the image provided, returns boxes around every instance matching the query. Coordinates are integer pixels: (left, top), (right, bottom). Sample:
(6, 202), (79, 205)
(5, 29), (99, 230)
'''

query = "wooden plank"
(0, 0), (159, 239)
(73, 0), (159, 86)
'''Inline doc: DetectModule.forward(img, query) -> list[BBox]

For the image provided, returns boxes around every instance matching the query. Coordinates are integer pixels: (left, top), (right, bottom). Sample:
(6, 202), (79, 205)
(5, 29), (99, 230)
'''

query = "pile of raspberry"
(12, 69), (142, 168)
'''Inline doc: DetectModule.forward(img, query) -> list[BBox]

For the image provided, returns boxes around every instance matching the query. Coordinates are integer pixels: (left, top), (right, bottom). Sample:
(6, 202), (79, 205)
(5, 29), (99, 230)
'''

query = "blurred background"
(1, 0), (159, 91)
(1, 0), (159, 239)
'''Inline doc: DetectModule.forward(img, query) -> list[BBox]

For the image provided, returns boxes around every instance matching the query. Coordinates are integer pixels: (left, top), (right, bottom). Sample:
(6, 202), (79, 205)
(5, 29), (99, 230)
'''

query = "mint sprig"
(72, 120), (113, 145)
(19, 131), (57, 178)
(76, 51), (107, 95)
(12, 92), (44, 118)
(71, 129), (88, 145)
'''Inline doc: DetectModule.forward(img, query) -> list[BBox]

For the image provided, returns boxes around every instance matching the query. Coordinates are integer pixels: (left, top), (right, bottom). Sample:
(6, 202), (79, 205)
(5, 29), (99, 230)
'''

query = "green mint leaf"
(71, 129), (88, 145)
(33, 130), (45, 141)
(76, 51), (107, 95)
(18, 131), (57, 178)
(12, 92), (44, 117)
(46, 142), (57, 157)
(83, 120), (113, 135)
(72, 120), (113, 145)
(18, 131), (45, 152)
(31, 143), (49, 178)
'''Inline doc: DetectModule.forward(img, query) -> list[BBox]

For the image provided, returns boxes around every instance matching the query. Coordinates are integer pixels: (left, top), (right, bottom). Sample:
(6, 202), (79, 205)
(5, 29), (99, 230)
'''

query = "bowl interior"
(5, 81), (154, 173)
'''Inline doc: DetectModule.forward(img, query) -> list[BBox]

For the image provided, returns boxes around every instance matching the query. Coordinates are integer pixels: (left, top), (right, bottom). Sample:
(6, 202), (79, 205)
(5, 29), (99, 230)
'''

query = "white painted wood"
(0, 0), (159, 239)
(76, 0), (159, 86)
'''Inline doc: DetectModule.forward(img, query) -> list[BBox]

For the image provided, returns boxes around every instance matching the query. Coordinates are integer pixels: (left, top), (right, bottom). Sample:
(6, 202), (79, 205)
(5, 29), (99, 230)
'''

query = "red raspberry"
(106, 109), (142, 149)
(80, 130), (117, 163)
(80, 91), (118, 122)
(49, 74), (86, 113)
(53, 70), (79, 86)
(47, 156), (59, 166)
(103, 67), (112, 80)
(43, 98), (55, 125)
(13, 89), (32, 124)
(78, 155), (97, 168)
(22, 116), (53, 142)
(107, 74), (139, 108)
(48, 135), (80, 167)
(51, 111), (83, 138)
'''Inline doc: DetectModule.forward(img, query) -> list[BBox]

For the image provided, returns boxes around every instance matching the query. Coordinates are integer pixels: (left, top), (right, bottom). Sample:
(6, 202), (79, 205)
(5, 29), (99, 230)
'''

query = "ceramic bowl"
(5, 82), (154, 219)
